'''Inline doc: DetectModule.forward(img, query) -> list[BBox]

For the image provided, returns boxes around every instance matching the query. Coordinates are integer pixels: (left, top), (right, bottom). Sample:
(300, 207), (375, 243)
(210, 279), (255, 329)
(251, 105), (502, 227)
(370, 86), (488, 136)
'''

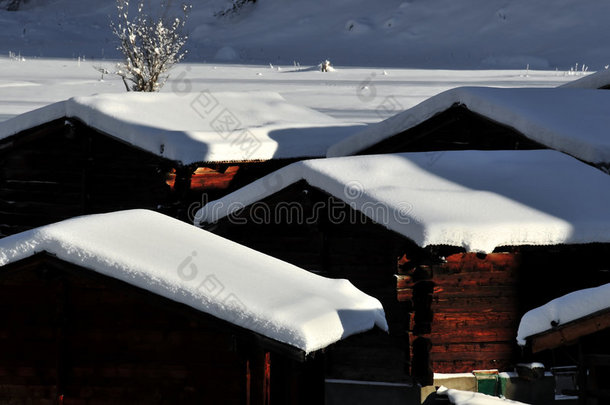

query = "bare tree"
(215, 0), (256, 17)
(111, 0), (190, 92)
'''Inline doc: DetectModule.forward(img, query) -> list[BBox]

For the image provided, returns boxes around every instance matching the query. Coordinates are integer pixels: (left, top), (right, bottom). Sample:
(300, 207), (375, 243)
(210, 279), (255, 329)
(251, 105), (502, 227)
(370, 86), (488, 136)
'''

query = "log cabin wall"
(208, 182), (421, 384)
(0, 118), (304, 235)
(358, 104), (546, 155)
(0, 119), (173, 237)
(0, 254), (323, 405)
(182, 158), (302, 223)
(398, 252), (522, 379)
(399, 244), (610, 382)
(207, 183), (610, 384)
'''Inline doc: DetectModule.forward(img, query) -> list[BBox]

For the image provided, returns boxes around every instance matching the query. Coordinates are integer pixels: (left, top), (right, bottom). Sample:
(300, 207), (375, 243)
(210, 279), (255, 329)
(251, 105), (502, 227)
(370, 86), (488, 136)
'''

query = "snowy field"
(0, 56), (584, 125)
(1, 0), (603, 123)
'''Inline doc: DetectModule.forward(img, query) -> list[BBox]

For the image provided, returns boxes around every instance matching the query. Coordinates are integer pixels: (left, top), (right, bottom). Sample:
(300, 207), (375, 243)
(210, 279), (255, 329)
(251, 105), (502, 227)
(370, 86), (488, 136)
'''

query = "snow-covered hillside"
(1, 0), (609, 69)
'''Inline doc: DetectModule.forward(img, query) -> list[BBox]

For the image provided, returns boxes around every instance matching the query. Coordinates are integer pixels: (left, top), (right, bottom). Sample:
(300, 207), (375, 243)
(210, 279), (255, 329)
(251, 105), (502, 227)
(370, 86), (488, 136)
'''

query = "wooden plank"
(430, 343), (515, 357)
(356, 104), (545, 156)
(529, 308), (610, 353)
(440, 252), (520, 274)
(431, 271), (518, 287)
(432, 284), (517, 298)
(428, 328), (517, 343)
(432, 296), (518, 312)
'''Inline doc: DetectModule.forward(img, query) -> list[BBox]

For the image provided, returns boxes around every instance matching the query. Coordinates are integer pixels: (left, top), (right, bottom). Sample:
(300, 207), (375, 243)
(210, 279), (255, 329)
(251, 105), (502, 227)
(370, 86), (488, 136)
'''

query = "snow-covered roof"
(516, 283), (610, 345)
(326, 87), (610, 165)
(559, 69), (610, 89)
(195, 150), (610, 253)
(0, 92), (361, 164)
(0, 209), (387, 353)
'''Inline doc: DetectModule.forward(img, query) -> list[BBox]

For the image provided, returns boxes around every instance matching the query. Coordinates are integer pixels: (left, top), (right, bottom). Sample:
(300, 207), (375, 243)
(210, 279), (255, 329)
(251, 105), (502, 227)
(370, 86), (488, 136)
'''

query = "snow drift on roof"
(196, 150), (610, 253)
(0, 92), (361, 164)
(559, 69), (610, 89)
(326, 87), (610, 164)
(516, 283), (610, 345)
(0, 209), (387, 353)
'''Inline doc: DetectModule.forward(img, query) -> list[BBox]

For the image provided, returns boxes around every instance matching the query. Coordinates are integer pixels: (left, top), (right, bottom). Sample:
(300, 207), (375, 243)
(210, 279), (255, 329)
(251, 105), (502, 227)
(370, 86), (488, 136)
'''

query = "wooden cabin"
(326, 87), (610, 173)
(519, 284), (610, 404)
(0, 209), (385, 404)
(196, 150), (610, 389)
(0, 92), (359, 237)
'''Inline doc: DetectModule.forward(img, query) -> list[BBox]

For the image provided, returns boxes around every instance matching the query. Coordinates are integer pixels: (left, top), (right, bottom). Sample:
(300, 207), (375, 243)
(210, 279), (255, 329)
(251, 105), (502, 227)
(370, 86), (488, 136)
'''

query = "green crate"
(473, 370), (499, 396)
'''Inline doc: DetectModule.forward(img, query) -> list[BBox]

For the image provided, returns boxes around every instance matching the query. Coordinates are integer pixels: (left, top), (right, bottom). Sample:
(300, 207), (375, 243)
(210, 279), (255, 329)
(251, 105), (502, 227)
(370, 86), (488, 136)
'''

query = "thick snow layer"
(0, 92), (360, 164)
(196, 150), (610, 253)
(516, 283), (610, 345)
(0, 58), (574, 126)
(2, 0), (610, 70)
(0, 209), (387, 353)
(559, 69), (610, 89)
(437, 387), (529, 405)
(327, 87), (610, 165)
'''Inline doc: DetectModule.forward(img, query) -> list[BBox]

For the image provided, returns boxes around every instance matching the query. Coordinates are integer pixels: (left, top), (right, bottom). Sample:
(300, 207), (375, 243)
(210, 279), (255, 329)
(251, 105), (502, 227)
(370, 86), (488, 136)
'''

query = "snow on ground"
(1, 0), (610, 70)
(0, 209), (388, 353)
(559, 68), (610, 89)
(0, 56), (581, 125)
(195, 150), (610, 253)
(437, 387), (529, 405)
(517, 283), (610, 345)
(0, 0), (601, 127)
(327, 87), (610, 165)
(0, 91), (360, 163)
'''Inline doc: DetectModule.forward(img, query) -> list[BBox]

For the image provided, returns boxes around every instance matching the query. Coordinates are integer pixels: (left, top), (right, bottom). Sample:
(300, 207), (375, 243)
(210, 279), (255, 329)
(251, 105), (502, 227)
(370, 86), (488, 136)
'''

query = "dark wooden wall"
(0, 119), (173, 237)
(356, 104), (545, 155)
(0, 254), (323, 405)
(399, 252), (521, 379)
(206, 183), (610, 384)
(0, 119), (299, 237)
(209, 182), (418, 384)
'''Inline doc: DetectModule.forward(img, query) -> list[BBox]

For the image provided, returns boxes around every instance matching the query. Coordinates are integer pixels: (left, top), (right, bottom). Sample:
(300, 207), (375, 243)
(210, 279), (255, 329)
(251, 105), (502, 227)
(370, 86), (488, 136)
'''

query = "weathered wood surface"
(529, 308), (610, 353)
(211, 183), (413, 383)
(0, 119), (300, 236)
(0, 254), (321, 405)
(357, 104), (546, 156)
(0, 119), (172, 237)
(207, 182), (610, 383)
(400, 252), (520, 376)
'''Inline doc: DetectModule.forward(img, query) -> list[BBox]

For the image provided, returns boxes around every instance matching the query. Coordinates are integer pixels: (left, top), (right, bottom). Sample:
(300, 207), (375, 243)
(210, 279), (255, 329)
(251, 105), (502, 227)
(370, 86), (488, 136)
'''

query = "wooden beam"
(529, 307), (610, 353)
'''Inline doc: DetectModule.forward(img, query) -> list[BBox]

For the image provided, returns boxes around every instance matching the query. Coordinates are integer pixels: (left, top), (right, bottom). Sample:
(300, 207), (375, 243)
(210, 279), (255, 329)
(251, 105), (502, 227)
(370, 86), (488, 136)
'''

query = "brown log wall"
(0, 119), (172, 237)
(212, 182), (417, 383)
(358, 104), (546, 155)
(208, 183), (610, 384)
(398, 252), (521, 377)
(0, 119), (300, 236)
(0, 255), (322, 405)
